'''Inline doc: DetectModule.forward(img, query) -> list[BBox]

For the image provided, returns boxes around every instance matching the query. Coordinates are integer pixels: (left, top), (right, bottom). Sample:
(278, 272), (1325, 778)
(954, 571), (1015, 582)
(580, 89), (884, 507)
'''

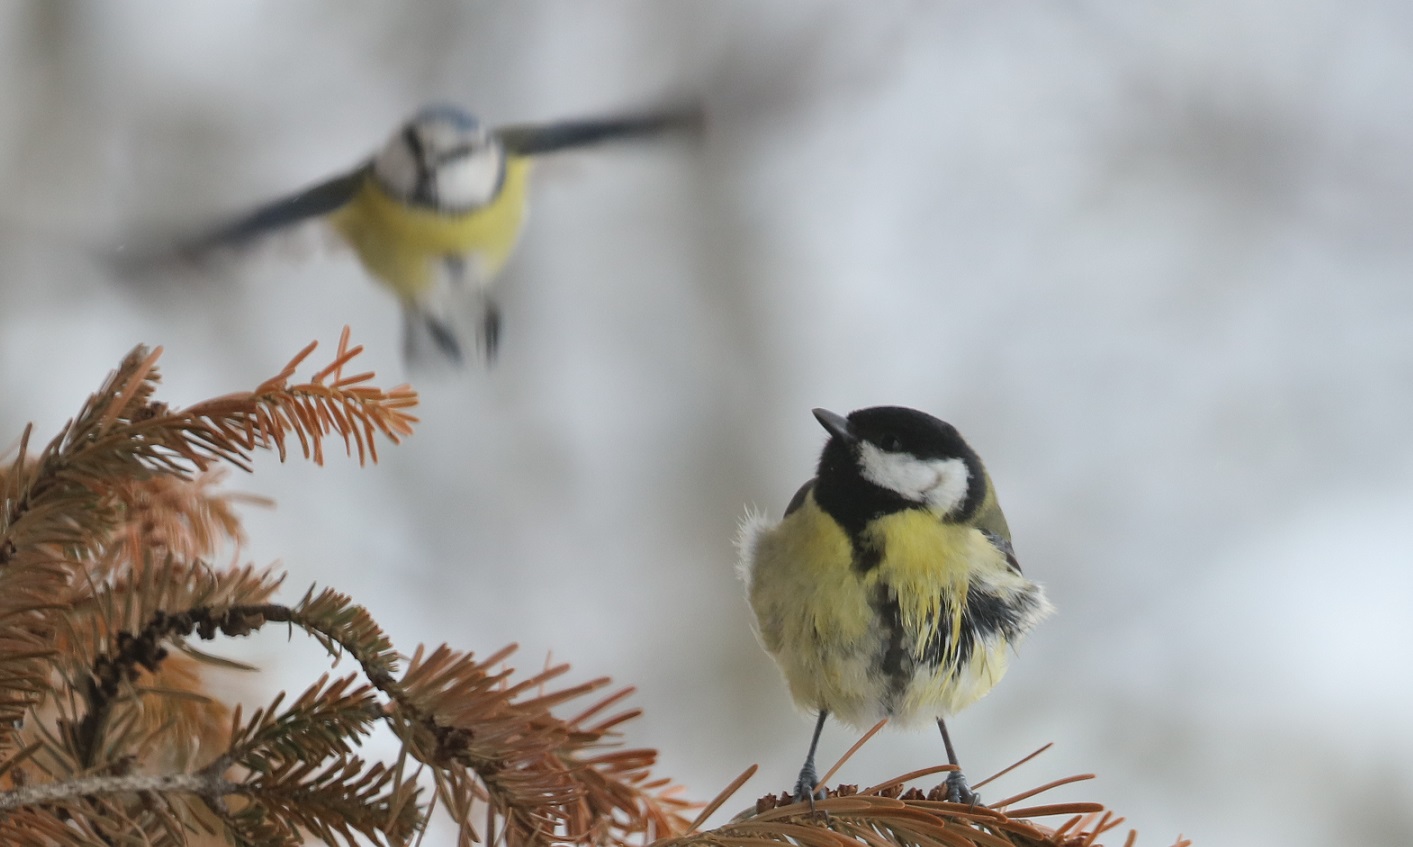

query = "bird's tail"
(400, 295), (500, 370)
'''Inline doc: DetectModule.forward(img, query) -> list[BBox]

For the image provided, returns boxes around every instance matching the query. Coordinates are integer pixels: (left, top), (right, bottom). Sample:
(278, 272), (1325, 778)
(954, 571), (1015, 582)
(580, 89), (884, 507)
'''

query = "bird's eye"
(878, 434), (903, 452)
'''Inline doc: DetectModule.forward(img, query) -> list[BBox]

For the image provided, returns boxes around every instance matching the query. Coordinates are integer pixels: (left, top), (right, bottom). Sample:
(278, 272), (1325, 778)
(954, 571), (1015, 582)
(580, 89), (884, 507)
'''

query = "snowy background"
(2, 3), (1412, 845)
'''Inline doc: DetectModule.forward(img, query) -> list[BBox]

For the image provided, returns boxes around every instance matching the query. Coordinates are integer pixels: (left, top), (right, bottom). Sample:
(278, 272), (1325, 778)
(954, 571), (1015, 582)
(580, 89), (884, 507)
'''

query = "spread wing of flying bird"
(112, 101), (702, 368)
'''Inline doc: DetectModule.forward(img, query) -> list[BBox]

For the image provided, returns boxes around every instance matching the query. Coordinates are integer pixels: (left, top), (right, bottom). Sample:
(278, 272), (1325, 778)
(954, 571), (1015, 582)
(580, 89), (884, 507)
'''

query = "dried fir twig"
(658, 754), (1192, 847)
(0, 331), (423, 845)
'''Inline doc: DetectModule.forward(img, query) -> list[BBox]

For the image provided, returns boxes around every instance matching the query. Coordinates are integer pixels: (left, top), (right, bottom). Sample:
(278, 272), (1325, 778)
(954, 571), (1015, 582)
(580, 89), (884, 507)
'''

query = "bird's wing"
(783, 478), (816, 517)
(494, 105), (702, 156)
(972, 471), (1020, 573)
(108, 165), (370, 280)
(181, 165), (370, 254)
(979, 529), (1022, 575)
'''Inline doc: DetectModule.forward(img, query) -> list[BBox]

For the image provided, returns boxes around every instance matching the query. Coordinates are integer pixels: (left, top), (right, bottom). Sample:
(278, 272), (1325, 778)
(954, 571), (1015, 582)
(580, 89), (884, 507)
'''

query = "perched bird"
(129, 103), (698, 366)
(738, 406), (1052, 804)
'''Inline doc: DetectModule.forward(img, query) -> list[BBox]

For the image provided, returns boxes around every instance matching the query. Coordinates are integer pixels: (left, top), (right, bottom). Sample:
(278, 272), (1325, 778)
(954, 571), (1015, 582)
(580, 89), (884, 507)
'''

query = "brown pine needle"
(687, 764), (758, 832)
(312, 346), (363, 384)
(1058, 810), (1124, 846)
(816, 718), (888, 791)
(1006, 802), (1106, 818)
(971, 742), (1053, 792)
(565, 685), (637, 727)
(990, 773), (1096, 809)
(270, 339), (320, 385)
(1051, 813), (1087, 839)
(98, 346), (162, 433)
(860, 764), (957, 797)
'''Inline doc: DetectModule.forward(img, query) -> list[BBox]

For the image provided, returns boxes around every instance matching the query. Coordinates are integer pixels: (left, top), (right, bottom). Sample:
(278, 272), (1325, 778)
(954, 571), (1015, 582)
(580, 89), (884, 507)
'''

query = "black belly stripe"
(852, 535), (884, 574)
(873, 585), (911, 705)
(859, 524), (1038, 696)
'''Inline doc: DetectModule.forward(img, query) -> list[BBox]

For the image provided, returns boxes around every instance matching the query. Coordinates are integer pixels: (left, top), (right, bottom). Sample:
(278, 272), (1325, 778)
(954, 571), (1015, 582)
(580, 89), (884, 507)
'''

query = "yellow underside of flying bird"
(328, 157), (533, 301)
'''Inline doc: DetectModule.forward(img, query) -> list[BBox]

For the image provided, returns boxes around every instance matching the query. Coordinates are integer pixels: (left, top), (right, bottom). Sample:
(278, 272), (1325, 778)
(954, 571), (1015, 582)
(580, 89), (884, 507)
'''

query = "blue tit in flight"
(738, 406), (1052, 805)
(155, 103), (699, 366)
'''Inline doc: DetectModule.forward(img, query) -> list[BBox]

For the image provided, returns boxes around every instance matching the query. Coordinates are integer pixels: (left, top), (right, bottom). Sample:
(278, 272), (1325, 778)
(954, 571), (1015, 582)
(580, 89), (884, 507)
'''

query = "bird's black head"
(811, 406), (987, 537)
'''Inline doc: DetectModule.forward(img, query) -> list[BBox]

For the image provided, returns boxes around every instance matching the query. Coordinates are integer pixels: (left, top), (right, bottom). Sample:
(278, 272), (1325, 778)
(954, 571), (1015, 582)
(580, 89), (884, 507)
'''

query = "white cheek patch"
(373, 122), (503, 210)
(373, 138), (420, 197)
(432, 148), (503, 209)
(858, 444), (971, 515)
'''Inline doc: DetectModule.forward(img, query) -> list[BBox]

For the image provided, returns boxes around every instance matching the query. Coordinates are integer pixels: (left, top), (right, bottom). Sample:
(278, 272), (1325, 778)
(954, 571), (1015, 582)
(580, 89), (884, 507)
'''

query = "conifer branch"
(0, 327), (415, 561)
(0, 770), (240, 813)
(70, 602), (293, 769)
(222, 674), (381, 772)
(657, 775), (1190, 847)
(0, 329), (415, 764)
(223, 589), (693, 846)
(102, 470), (265, 567)
(50, 586), (694, 846)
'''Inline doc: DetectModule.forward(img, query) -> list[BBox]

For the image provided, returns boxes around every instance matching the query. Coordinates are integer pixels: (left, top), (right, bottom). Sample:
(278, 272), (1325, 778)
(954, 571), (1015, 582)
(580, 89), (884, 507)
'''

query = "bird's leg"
(426, 316), (464, 363)
(793, 710), (829, 806)
(481, 298), (501, 363)
(937, 718), (980, 806)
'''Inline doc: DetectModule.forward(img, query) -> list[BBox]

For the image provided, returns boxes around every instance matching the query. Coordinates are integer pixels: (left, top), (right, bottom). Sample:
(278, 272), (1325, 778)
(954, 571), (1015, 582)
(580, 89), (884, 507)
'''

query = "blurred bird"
(738, 406), (1052, 804)
(123, 103), (699, 366)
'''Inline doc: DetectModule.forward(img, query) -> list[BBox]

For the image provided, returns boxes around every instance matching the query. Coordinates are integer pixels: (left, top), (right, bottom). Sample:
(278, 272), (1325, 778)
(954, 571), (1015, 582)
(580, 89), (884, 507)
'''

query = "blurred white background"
(2, 2), (1411, 845)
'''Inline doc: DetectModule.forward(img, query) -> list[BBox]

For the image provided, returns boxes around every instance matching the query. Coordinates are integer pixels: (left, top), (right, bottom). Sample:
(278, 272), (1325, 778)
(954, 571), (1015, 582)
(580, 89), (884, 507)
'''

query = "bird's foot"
(944, 771), (981, 806)
(792, 765), (824, 808)
(480, 300), (501, 364)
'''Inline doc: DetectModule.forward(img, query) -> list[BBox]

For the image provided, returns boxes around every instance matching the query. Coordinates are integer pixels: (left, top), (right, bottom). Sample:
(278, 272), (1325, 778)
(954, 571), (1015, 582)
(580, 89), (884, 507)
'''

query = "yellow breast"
(328, 156), (533, 300)
(743, 494), (1023, 727)
(865, 510), (997, 644)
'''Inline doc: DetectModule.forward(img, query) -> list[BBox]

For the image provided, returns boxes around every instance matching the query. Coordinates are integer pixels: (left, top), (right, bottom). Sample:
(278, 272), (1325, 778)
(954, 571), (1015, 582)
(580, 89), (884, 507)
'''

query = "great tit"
(738, 406), (1052, 804)
(138, 103), (698, 367)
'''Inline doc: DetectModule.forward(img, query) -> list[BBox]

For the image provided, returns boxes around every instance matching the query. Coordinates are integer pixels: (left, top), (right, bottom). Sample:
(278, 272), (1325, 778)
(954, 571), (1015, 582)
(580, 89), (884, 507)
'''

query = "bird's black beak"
(812, 408), (855, 443)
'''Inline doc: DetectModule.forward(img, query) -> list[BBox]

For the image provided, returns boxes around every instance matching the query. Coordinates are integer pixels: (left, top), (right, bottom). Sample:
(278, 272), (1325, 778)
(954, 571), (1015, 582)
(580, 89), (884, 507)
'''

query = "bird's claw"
(792, 766), (824, 808)
(944, 771), (980, 806)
